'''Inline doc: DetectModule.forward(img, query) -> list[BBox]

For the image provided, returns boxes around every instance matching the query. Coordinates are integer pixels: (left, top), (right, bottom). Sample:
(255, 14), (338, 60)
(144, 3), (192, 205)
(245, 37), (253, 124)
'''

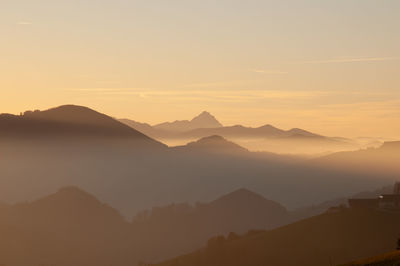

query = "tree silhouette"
(397, 237), (400, 250)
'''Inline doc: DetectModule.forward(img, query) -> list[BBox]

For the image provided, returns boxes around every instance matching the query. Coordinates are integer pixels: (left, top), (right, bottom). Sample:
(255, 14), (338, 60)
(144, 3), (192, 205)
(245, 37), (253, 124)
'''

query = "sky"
(1, 0), (400, 138)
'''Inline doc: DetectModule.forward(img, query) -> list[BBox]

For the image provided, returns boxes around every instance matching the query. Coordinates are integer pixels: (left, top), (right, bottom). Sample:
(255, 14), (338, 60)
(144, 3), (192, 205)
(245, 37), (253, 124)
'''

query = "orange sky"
(1, 1), (399, 138)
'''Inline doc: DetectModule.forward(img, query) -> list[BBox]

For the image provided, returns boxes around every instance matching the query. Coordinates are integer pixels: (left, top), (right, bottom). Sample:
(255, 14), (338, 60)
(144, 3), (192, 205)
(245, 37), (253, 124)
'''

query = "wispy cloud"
(17, 21), (33, 25)
(65, 88), (323, 103)
(250, 69), (288, 74)
(297, 57), (400, 64)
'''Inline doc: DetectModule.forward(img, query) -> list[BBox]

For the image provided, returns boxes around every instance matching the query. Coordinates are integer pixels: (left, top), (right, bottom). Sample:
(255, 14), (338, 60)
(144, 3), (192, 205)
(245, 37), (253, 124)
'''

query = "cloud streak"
(300, 57), (400, 64)
(297, 57), (400, 64)
(65, 88), (330, 104)
(250, 69), (288, 74)
(17, 21), (33, 25)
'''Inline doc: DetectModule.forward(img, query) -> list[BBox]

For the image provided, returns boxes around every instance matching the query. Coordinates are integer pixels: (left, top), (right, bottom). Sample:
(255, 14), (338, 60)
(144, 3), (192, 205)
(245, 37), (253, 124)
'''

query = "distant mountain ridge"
(154, 111), (223, 132)
(179, 124), (324, 139)
(119, 113), (360, 154)
(119, 112), (323, 139)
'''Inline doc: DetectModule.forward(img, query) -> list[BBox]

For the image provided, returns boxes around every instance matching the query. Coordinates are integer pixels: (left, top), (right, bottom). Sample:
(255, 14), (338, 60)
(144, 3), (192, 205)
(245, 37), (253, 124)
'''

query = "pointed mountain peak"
(196, 111), (213, 118)
(190, 111), (223, 128)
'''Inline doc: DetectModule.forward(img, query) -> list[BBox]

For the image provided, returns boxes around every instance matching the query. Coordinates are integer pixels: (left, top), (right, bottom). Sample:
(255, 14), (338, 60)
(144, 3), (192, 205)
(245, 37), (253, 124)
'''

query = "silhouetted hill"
(131, 188), (290, 262)
(3, 186), (400, 266)
(0, 187), (290, 265)
(0, 105), (164, 147)
(156, 208), (400, 266)
(313, 141), (400, 175)
(119, 118), (157, 137)
(9, 186), (125, 229)
(0, 186), (132, 266)
(154, 111), (223, 132)
(207, 188), (289, 230)
(173, 135), (249, 154)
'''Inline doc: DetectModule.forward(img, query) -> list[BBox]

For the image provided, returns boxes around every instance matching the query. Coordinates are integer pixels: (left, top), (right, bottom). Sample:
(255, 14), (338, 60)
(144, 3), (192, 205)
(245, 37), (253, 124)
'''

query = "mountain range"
(0, 105), (396, 218)
(121, 111), (319, 138)
(154, 111), (223, 132)
(119, 112), (361, 154)
(0, 104), (398, 265)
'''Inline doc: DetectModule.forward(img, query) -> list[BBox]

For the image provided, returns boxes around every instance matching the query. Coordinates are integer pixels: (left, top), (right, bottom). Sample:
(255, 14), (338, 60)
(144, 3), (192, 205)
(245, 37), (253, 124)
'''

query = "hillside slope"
(131, 188), (289, 262)
(0, 187), (290, 265)
(342, 250), (400, 266)
(0, 187), (133, 266)
(0, 105), (165, 149)
(156, 209), (400, 266)
(313, 141), (400, 175)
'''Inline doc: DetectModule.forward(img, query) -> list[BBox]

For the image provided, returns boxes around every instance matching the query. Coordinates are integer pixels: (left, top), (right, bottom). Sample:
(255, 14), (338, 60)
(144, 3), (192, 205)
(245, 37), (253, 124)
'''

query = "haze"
(1, 1), (400, 265)
(2, 0), (400, 138)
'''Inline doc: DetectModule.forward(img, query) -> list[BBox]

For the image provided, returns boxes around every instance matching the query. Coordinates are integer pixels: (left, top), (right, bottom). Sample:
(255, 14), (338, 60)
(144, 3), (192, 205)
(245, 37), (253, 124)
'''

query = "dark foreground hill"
(342, 251), (400, 266)
(0, 186), (132, 266)
(0, 186), (291, 265)
(132, 188), (290, 262)
(156, 208), (400, 266)
(342, 250), (400, 266)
